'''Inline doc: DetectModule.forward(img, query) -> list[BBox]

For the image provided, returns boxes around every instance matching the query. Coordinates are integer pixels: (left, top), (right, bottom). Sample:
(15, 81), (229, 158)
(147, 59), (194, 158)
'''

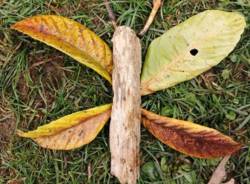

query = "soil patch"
(0, 103), (16, 152)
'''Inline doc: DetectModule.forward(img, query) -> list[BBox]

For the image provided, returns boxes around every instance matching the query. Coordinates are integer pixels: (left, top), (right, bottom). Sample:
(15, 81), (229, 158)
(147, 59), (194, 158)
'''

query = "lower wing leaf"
(18, 104), (111, 150)
(142, 109), (242, 158)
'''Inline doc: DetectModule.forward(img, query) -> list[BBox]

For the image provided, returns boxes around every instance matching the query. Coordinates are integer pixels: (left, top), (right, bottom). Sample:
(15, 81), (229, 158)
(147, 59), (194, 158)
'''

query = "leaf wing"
(18, 104), (111, 150)
(142, 109), (242, 158)
(141, 10), (246, 95)
(11, 15), (112, 82)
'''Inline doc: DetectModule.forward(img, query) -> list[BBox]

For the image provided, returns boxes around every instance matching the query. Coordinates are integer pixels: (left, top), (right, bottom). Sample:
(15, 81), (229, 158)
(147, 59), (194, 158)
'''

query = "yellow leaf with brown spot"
(17, 104), (111, 150)
(142, 109), (242, 158)
(11, 15), (112, 82)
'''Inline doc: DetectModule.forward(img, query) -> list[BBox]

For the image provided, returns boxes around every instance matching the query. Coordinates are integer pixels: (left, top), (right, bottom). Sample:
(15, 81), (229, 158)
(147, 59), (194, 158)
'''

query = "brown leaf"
(224, 178), (235, 184)
(142, 109), (242, 158)
(208, 156), (230, 184)
(7, 179), (24, 184)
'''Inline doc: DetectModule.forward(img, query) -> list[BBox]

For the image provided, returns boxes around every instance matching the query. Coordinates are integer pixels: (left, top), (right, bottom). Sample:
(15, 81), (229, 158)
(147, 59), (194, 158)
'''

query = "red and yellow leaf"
(17, 104), (111, 150)
(11, 15), (112, 82)
(142, 109), (242, 158)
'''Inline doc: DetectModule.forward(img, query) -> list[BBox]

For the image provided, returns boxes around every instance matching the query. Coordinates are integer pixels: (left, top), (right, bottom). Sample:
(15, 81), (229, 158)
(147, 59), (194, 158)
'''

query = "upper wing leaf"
(11, 15), (112, 82)
(142, 109), (242, 158)
(141, 10), (246, 95)
(18, 104), (111, 150)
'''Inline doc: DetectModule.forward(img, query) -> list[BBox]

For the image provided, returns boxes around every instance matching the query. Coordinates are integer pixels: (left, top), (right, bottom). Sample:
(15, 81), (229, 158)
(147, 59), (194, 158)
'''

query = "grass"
(0, 0), (249, 183)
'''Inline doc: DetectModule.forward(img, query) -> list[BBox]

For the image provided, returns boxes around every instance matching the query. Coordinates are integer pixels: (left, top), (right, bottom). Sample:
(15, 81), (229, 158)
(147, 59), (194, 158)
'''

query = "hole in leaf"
(190, 48), (198, 56)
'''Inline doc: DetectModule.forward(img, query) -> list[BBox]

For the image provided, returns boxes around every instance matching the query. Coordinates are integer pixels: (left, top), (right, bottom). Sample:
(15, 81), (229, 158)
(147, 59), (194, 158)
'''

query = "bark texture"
(110, 26), (141, 184)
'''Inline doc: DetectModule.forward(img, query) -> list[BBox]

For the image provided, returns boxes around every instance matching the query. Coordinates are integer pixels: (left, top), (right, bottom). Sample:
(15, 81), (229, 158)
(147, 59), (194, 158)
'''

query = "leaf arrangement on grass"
(12, 9), (246, 184)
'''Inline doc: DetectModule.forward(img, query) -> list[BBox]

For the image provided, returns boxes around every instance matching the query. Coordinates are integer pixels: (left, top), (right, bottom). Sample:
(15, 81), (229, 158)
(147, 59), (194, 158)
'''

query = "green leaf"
(141, 10), (246, 95)
(222, 69), (230, 79)
(142, 162), (158, 180)
(226, 111), (236, 120)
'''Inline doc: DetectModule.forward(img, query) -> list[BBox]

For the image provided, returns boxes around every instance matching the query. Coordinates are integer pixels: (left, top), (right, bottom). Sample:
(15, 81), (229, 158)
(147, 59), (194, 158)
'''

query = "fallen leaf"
(141, 10), (246, 95)
(208, 156), (230, 184)
(11, 15), (112, 82)
(18, 104), (111, 150)
(224, 178), (235, 184)
(142, 161), (158, 180)
(7, 179), (24, 184)
(142, 109), (242, 158)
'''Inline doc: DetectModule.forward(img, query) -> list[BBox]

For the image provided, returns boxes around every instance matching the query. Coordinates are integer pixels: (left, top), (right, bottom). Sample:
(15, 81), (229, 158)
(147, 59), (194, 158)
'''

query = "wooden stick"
(139, 0), (162, 36)
(110, 26), (141, 184)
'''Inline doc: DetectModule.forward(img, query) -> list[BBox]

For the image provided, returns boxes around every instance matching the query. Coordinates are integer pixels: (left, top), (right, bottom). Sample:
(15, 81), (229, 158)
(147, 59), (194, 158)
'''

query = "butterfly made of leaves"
(12, 10), (246, 158)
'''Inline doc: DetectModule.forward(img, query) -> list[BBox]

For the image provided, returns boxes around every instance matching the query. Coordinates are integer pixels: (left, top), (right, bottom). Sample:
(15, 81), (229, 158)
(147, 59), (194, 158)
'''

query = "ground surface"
(0, 0), (249, 183)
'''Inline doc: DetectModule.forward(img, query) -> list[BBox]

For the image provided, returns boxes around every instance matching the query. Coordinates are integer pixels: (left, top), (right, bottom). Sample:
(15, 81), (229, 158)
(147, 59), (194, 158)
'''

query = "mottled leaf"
(142, 109), (242, 158)
(11, 15), (112, 82)
(141, 10), (246, 95)
(17, 104), (111, 150)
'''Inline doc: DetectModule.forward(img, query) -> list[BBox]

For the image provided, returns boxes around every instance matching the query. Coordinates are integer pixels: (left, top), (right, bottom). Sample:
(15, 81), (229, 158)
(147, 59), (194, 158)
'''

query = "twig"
(104, 0), (117, 28)
(139, 0), (162, 36)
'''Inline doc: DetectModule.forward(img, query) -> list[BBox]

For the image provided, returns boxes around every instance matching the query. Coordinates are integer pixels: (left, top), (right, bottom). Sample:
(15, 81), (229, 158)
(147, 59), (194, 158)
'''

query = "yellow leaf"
(11, 15), (112, 82)
(18, 104), (111, 150)
(142, 109), (242, 158)
(141, 10), (246, 95)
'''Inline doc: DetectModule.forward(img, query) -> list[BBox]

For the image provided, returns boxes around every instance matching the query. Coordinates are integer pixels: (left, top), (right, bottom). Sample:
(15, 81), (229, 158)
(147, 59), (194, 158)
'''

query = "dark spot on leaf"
(78, 130), (84, 137)
(39, 24), (44, 32)
(190, 48), (198, 56)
